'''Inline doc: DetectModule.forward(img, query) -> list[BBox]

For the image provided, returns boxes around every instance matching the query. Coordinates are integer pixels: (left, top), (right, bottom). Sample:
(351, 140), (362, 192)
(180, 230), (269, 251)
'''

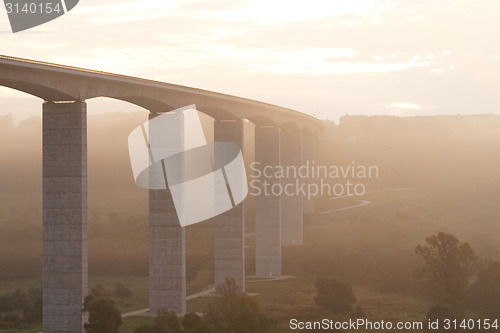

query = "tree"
(134, 326), (155, 333)
(314, 277), (357, 313)
(22, 295), (42, 323)
(82, 295), (122, 333)
(426, 302), (463, 327)
(21, 287), (42, 323)
(233, 295), (269, 333)
(351, 305), (366, 318)
(192, 321), (214, 333)
(207, 277), (269, 333)
(113, 282), (133, 298)
(91, 284), (104, 297)
(415, 232), (477, 306)
(182, 312), (202, 330)
(154, 308), (181, 333)
(134, 308), (184, 333)
(466, 260), (500, 317)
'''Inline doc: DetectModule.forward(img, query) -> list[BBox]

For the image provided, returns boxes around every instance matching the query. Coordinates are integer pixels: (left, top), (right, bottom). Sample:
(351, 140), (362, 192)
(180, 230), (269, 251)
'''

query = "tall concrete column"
(243, 121), (255, 245)
(43, 100), (88, 333)
(302, 131), (316, 214)
(214, 119), (253, 292)
(255, 125), (281, 277)
(149, 112), (186, 315)
(280, 129), (303, 245)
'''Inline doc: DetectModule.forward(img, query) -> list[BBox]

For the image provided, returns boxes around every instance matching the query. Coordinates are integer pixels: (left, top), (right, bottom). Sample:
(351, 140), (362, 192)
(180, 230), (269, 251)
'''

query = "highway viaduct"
(0, 54), (323, 333)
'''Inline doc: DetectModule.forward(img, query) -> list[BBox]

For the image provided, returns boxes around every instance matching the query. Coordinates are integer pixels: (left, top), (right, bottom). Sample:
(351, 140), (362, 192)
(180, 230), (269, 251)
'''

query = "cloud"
(176, 0), (247, 11)
(0, 87), (30, 99)
(391, 103), (421, 109)
(264, 59), (430, 75)
(1, 0), (500, 123)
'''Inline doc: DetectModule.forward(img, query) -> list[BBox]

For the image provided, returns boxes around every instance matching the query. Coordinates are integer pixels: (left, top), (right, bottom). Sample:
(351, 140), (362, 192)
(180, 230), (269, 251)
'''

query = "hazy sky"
(1, 0), (499, 123)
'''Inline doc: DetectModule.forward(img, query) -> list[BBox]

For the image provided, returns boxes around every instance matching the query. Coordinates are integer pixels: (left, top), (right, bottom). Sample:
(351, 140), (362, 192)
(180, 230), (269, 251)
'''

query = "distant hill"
(318, 114), (500, 255)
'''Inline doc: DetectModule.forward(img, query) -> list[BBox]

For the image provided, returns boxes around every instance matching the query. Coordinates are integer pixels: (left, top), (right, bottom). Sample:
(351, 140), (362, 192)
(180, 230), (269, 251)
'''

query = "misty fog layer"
(0, 113), (499, 283)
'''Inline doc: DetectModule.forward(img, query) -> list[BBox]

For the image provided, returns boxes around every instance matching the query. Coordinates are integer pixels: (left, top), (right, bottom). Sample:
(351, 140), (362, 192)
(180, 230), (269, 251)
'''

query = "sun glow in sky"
(391, 103), (421, 109)
(1, 0), (500, 122)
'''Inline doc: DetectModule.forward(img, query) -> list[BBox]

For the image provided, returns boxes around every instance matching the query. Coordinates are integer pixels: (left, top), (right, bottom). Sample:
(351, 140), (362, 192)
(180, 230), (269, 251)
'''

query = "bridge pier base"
(149, 188), (186, 315)
(255, 125), (282, 277)
(42, 100), (88, 333)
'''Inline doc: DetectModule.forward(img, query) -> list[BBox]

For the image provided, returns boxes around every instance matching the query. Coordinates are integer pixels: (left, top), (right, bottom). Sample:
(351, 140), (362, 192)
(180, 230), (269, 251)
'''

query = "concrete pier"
(42, 101), (88, 333)
(302, 131), (316, 214)
(280, 129), (303, 245)
(214, 119), (253, 292)
(255, 125), (282, 277)
(148, 112), (186, 315)
(149, 188), (185, 315)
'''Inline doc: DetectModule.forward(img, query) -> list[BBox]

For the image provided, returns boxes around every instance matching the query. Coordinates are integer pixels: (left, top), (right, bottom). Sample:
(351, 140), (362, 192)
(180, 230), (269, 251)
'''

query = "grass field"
(120, 317), (155, 333)
(0, 326), (42, 333)
(184, 274), (429, 333)
(0, 267), (214, 313)
(0, 189), (437, 333)
(0, 272), (430, 333)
